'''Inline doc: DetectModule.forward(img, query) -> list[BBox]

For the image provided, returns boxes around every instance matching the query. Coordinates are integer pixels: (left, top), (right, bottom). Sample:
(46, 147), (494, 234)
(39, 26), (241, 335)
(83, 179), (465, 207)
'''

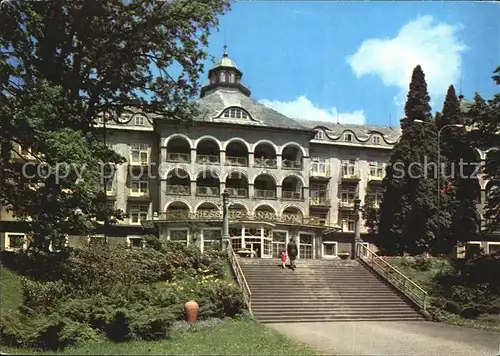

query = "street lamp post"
(353, 196), (362, 258)
(413, 120), (465, 246)
(221, 189), (230, 251)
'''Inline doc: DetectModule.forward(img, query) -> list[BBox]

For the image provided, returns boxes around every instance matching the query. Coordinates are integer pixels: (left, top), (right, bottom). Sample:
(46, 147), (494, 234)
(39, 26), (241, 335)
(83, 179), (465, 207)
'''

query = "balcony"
(282, 160), (302, 170)
(226, 187), (248, 198)
(225, 141), (248, 166)
(310, 197), (331, 207)
(282, 144), (303, 170)
(339, 201), (355, 209)
(166, 184), (190, 195)
(341, 169), (360, 182)
(166, 136), (191, 163)
(166, 152), (190, 163)
(254, 142), (277, 168)
(282, 191), (302, 200)
(226, 156), (248, 166)
(368, 171), (384, 184)
(196, 138), (220, 164)
(196, 154), (220, 164)
(196, 186), (220, 197)
(254, 189), (276, 199)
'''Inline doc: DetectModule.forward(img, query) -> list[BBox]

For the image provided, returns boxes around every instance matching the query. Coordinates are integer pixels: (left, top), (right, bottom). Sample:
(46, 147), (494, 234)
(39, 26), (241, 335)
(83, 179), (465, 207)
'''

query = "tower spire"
(223, 44), (228, 58)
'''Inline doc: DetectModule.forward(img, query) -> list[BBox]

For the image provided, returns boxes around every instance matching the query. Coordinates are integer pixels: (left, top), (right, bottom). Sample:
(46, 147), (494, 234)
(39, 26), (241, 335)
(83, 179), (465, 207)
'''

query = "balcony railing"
(129, 189), (149, 197)
(254, 189), (276, 198)
(225, 156), (248, 166)
(368, 173), (384, 182)
(282, 160), (302, 170)
(282, 191), (302, 200)
(166, 185), (190, 195)
(253, 157), (277, 168)
(341, 168), (360, 180)
(196, 186), (220, 196)
(196, 154), (220, 164)
(339, 201), (355, 209)
(166, 152), (190, 163)
(310, 197), (331, 206)
(152, 210), (341, 230)
(226, 187), (248, 198)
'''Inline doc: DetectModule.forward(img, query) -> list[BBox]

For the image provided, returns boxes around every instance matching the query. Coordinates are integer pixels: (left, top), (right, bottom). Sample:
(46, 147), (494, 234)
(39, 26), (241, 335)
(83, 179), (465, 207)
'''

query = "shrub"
(413, 254), (433, 271)
(21, 277), (68, 314)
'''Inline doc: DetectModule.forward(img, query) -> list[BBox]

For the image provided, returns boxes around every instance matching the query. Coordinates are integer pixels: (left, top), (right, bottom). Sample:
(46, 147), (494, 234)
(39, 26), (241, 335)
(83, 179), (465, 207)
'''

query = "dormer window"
(134, 115), (146, 126)
(372, 135), (381, 144)
(222, 108), (248, 119)
(344, 133), (353, 142)
(314, 131), (324, 140)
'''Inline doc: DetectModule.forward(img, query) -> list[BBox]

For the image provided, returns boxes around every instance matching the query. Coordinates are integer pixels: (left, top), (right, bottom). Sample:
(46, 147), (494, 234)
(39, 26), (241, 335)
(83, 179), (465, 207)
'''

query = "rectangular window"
(134, 115), (145, 126)
(369, 161), (384, 177)
(127, 235), (143, 248)
(487, 242), (500, 255)
(372, 135), (381, 144)
(322, 241), (338, 258)
(339, 211), (355, 232)
(340, 186), (356, 203)
(344, 133), (353, 142)
(130, 174), (149, 194)
(130, 204), (149, 224)
(130, 144), (149, 165)
(341, 160), (356, 176)
(311, 157), (327, 174)
(6, 233), (26, 250)
(169, 229), (188, 245)
(202, 228), (221, 251)
(89, 235), (107, 246)
(314, 131), (324, 140)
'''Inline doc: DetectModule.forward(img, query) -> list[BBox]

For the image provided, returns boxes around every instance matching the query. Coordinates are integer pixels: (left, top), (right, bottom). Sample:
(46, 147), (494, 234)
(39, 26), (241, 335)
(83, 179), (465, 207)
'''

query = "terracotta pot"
(184, 300), (199, 323)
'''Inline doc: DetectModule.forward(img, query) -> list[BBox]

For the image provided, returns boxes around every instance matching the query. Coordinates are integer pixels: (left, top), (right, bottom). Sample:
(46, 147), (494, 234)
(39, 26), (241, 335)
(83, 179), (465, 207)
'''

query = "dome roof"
(210, 46), (239, 71)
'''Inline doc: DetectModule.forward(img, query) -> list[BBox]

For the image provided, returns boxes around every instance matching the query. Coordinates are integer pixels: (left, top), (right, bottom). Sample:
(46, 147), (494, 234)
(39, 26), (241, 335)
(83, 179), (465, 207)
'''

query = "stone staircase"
(239, 258), (426, 323)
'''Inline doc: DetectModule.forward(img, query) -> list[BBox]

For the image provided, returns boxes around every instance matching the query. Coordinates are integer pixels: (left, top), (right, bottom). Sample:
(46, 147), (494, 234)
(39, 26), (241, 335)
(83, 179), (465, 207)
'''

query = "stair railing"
(227, 244), (252, 313)
(356, 242), (428, 312)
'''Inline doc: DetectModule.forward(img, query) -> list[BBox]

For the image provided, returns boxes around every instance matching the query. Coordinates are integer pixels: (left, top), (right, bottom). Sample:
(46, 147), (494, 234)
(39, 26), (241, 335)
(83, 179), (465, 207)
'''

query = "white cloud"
(347, 15), (466, 111)
(259, 95), (366, 125)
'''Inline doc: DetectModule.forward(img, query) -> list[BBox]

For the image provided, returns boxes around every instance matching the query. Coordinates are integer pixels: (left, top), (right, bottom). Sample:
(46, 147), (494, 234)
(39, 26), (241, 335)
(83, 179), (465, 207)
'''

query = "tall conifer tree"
(436, 86), (480, 246)
(376, 65), (447, 255)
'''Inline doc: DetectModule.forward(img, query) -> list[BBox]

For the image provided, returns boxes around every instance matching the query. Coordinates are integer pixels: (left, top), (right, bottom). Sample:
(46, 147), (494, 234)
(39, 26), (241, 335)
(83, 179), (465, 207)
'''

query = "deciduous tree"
(0, 0), (231, 251)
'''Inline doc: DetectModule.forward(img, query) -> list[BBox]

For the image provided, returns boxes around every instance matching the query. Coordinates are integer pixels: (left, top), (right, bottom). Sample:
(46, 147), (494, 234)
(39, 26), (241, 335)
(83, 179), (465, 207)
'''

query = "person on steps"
(287, 238), (298, 270)
(280, 250), (287, 269)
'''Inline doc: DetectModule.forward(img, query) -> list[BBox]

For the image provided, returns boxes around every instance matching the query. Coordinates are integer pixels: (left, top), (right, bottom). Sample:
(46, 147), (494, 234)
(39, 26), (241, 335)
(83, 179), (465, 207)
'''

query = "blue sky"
(199, 1), (499, 127)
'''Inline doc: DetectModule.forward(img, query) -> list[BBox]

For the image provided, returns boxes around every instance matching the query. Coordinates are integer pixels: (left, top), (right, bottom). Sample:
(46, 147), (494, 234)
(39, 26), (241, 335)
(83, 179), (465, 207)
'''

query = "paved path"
(269, 321), (500, 356)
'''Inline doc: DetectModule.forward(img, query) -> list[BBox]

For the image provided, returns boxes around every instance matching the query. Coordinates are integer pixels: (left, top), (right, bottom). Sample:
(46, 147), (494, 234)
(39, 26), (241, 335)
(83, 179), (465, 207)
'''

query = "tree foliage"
(468, 66), (500, 232)
(435, 85), (480, 244)
(376, 65), (450, 255)
(0, 0), (230, 251)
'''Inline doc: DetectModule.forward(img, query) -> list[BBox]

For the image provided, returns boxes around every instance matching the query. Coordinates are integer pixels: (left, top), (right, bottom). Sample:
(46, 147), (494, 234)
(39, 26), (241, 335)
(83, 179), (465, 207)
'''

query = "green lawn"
(0, 264), (316, 355)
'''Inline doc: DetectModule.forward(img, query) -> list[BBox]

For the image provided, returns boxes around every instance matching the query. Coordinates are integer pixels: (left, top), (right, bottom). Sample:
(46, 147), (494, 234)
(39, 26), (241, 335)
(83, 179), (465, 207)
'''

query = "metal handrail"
(227, 244), (252, 313)
(356, 242), (428, 311)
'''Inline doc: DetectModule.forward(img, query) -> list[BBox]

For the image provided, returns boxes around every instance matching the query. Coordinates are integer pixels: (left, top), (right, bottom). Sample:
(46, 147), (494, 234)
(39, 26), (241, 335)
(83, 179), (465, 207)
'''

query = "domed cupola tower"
(200, 46), (251, 98)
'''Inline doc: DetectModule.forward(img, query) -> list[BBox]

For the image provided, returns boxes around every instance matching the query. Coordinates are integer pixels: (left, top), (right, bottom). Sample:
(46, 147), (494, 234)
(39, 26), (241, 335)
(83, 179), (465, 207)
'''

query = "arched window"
(222, 108), (249, 120)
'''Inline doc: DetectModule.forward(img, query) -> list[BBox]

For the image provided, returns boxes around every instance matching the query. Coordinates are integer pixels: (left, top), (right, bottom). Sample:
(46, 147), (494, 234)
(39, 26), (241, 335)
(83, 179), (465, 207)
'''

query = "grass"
(2, 317), (317, 355)
(0, 264), (23, 313)
(385, 257), (500, 332)
(0, 264), (316, 355)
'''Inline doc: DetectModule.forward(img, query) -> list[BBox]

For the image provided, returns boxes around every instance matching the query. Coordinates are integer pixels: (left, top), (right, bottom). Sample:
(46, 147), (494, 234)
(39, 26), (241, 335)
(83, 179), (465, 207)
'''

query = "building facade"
(1, 49), (499, 257)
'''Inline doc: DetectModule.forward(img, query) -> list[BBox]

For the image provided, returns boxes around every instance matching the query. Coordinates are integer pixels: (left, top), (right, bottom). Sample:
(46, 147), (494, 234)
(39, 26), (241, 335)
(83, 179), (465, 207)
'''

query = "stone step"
(252, 304), (417, 315)
(245, 280), (389, 286)
(250, 287), (397, 298)
(257, 315), (425, 323)
(252, 305), (414, 313)
(250, 299), (409, 306)
(253, 309), (422, 318)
